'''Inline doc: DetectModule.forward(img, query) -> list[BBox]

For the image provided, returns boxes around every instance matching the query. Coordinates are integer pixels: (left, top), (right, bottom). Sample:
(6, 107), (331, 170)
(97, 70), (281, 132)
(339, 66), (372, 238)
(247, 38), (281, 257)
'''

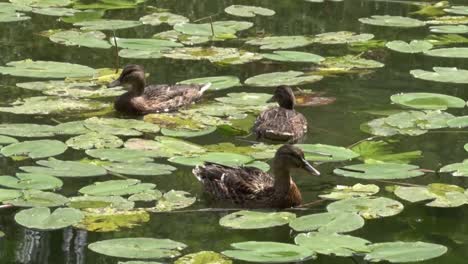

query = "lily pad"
(385, 40), (433, 54)
(140, 12), (189, 26)
(92, 148), (154, 163)
(11, 0), (71, 8)
(245, 71), (322, 87)
(75, 208), (149, 232)
(313, 31), (374, 44)
(0, 189), (22, 202)
(20, 158), (107, 177)
(359, 15), (425, 28)
(68, 196), (133, 211)
(84, 117), (160, 136)
(262, 51), (324, 63)
(390, 93), (466, 110)
(164, 47), (262, 64)
(0, 123), (56, 137)
(426, 16), (468, 25)
(364, 242), (447, 263)
(32, 7), (78, 16)
(175, 251), (232, 264)
(430, 25), (468, 34)
(169, 152), (253, 167)
(410, 67), (468, 83)
(128, 190), (162, 202)
(0, 12), (30, 22)
(393, 183), (467, 208)
(112, 37), (182, 50)
(222, 242), (314, 263)
(48, 30), (111, 49)
(60, 9), (103, 23)
(66, 132), (123, 150)
(124, 137), (205, 157)
(73, 0), (145, 10)
(424, 47), (468, 58)
(447, 116), (468, 128)
(295, 232), (370, 257)
(0, 60), (96, 78)
(88, 237), (187, 259)
(246, 36), (314, 50)
(104, 162), (176, 176)
(327, 197), (404, 219)
(161, 127), (217, 138)
(178, 76), (241, 91)
(215, 92), (272, 106)
(79, 179), (156, 196)
(319, 184), (380, 200)
(297, 144), (359, 162)
(15, 207), (83, 230)
(1, 140), (67, 159)
(444, 6), (468, 16)
(219, 210), (296, 229)
(174, 23), (236, 38)
(151, 190), (196, 212)
(16, 80), (124, 98)
(289, 211), (364, 233)
(318, 55), (384, 73)
(0, 173), (62, 190)
(224, 5), (275, 17)
(0, 135), (18, 146)
(118, 49), (165, 59)
(351, 140), (422, 164)
(74, 19), (142, 30)
(5, 190), (68, 207)
(334, 163), (424, 180)
(440, 160), (468, 177)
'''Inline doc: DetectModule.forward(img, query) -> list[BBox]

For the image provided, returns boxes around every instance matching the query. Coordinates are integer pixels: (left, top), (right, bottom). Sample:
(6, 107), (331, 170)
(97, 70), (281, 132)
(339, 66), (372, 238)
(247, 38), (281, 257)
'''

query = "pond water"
(0, 0), (468, 263)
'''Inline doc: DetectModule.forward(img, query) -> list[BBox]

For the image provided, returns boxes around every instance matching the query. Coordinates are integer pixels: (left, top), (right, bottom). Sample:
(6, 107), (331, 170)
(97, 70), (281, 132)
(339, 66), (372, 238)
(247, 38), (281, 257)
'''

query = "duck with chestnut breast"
(193, 145), (320, 208)
(107, 65), (211, 115)
(253, 85), (308, 143)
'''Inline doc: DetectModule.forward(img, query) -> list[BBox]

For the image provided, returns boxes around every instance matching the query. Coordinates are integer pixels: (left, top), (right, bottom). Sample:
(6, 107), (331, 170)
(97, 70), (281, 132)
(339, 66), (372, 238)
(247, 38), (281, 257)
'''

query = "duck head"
(108, 64), (146, 94)
(274, 144), (320, 175)
(268, 85), (296, 110)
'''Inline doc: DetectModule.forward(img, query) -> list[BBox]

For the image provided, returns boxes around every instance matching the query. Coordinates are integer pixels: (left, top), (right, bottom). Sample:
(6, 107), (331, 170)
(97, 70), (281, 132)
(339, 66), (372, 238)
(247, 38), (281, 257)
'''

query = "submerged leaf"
(74, 19), (142, 30)
(104, 162), (176, 176)
(263, 51), (324, 63)
(68, 195), (134, 210)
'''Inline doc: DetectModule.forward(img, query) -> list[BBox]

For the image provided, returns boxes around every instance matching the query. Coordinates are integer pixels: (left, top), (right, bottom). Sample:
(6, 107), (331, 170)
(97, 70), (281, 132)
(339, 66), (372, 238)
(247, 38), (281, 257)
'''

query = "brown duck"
(108, 65), (211, 115)
(193, 145), (320, 208)
(253, 85), (308, 143)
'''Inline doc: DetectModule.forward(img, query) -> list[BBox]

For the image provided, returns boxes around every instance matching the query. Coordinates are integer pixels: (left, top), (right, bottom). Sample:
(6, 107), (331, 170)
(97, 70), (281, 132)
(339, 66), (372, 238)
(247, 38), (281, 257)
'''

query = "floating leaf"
(175, 251), (232, 264)
(215, 93), (272, 106)
(48, 30), (111, 49)
(16, 80), (124, 98)
(88, 238), (187, 259)
(319, 184), (380, 200)
(5, 190), (68, 207)
(119, 49), (165, 59)
(430, 25), (468, 34)
(424, 47), (468, 58)
(75, 208), (149, 232)
(90, 149), (155, 163)
(313, 31), (374, 44)
(444, 6), (468, 16)
(124, 136), (205, 157)
(297, 144), (359, 162)
(73, 0), (144, 10)
(0, 12), (30, 22)
(334, 163), (424, 180)
(222, 242), (314, 263)
(440, 160), (468, 177)
(385, 40), (433, 54)
(1, 140), (67, 159)
(426, 16), (468, 25)
(219, 210), (296, 229)
(359, 15), (425, 28)
(66, 132), (123, 150)
(104, 162), (176, 176)
(411, 67), (468, 83)
(394, 183), (467, 208)
(246, 36), (314, 50)
(68, 195), (134, 210)
(60, 9), (104, 23)
(290, 211), (364, 233)
(128, 190), (162, 202)
(245, 71), (322, 87)
(112, 37), (182, 50)
(164, 47), (262, 64)
(20, 158), (107, 177)
(262, 51), (324, 63)
(174, 23), (236, 38)
(327, 197), (404, 219)
(0, 173), (62, 190)
(390, 93), (466, 110)
(224, 5), (275, 17)
(447, 116), (468, 128)
(351, 140), (422, 164)
(169, 152), (253, 167)
(0, 60), (96, 78)
(295, 232), (370, 257)
(79, 179), (155, 196)
(140, 12), (188, 26)
(15, 207), (83, 230)
(318, 55), (384, 73)
(84, 117), (160, 136)
(151, 190), (196, 212)
(364, 242), (447, 263)
(161, 127), (216, 138)
(178, 76), (241, 91)
(0, 189), (22, 201)
(74, 19), (142, 30)
(0, 135), (18, 146)
(32, 7), (78, 16)
(11, 0), (71, 8)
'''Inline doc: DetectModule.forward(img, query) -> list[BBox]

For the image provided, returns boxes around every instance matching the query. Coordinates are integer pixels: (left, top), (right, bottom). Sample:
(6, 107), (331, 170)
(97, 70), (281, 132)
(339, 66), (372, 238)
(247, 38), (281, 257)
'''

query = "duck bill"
(302, 158), (320, 176)
(107, 79), (121, 88)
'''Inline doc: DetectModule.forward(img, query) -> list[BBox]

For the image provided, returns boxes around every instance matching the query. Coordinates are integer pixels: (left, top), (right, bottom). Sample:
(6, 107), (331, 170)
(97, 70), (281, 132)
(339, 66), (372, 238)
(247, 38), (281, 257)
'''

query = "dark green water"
(0, 0), (468, 263)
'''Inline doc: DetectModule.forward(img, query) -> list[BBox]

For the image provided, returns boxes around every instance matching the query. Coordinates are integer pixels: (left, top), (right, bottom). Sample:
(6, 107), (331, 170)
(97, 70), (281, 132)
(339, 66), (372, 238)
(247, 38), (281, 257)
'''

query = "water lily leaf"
(219, 210), (296, 229)
(448, 116), (468, 128)
(224, 5), (275, 17)
(430, 25), (468, 34)
(351, 140), (422, 164)
(426, 34), (468, 46)
(119, 262), (162, 264)
(174, 23), (236, 38)
(445, 6), (468, 15)
(154, 30), (211, 45)
(313, 31), (374, 44)
(88, 237), (187, 259)
(151, 190), (196, 212)
(74, 19), (142, 30)
(215, 93), (272, 106)
(164, 47), (262, 64)
(79, 179), (155, 196)
(364, 242), (447, 263)
(295, 232), (370, 257)
(0, 12), (30, 22)
(1, 139), (67, 159)
(48, 29), (111, 49)
(169, 152), (253, 167)
(161, 127), (216, 138)
(246, 36), (314, 50)
(16, 80), (124, 98)
(5, 190), (68, 207)
(426, 16), (468, 25)
(424, 47), (468, 58)
(0, 60), (96, 78)
(359, 15), (425, 28)
(87, 148), (155, 163)
(0, 123), (56, 137)
(124, 137), (205, 157)
(394, 183), (467, 208)
(118, 49), (165, 59)
(68, 195), (134, 210)
(0, 135), (18, 146)
(214, 20), (253, 31)
(32, 7), (78, 16)
(222, 242), (314, 263)
(297, 144), (359, 162)
(11, 0), (71, 8)
(327, 197), (404, 219)
(391, 93), (465, 110)
(0, 2), (32, 12)
(15, 207), (83, 230)
(20, 158), (107, 177)
(75, 208), (149, 232)
(245, 71), (322, 87)
(318, 55), (384, 73)
(66, 132), (123, 150)
(60, 9), (104, 23)
(140, 12), (188, 26)
(144, 112), (219, 131)
(0, 189), (22, 201)
(385, 40), (433, 53)
(334, 163), (424, 180)
(175, 251), (232, 264)
(178, 76), (241, 91)
(262, 51), (324, 63)
(0, 173), (62, 190)
(411, 67), (468, 83)
(84, 117), (160, 136)
(290, 211), (364, 233)
(128, 190), (162, 202)
(440, 160), (468, 177)
(73, 0), (144, 10)
(112, 37), (182, 50)
(319, 184), (380, 200)
(104, 162), (176, 176)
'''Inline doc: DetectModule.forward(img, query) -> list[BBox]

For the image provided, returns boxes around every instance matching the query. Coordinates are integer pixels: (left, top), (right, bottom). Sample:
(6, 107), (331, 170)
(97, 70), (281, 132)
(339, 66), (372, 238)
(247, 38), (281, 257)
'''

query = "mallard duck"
(107, 65), (211, 115)
(253, 85), (308, 143)
(193, 144), (320, 208)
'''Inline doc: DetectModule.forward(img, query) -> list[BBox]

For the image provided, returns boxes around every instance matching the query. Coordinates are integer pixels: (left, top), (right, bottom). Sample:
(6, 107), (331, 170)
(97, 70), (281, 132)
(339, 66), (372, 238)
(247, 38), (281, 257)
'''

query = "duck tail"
(198, 82), (212, 95)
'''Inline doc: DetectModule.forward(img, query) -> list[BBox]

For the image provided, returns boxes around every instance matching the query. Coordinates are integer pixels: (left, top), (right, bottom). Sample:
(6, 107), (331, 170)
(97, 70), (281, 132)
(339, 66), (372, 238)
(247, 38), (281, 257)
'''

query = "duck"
(107, 64), (211, 115)
(193, 144), (320, 208)
(253, 85), (308, 143)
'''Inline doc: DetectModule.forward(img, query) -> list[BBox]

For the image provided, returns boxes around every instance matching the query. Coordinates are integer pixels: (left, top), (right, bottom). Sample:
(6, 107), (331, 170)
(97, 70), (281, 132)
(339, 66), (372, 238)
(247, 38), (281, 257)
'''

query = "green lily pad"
(151, 190), (196, 212)
(112, 37), (182, 50)
(169, 152), (253, 167)
(295, 232), (370, 257)
(20, 158), (107, 177)
(0, 135), (18, 146)
(1, 139), (67, 159)
(426, 16), (468, 25)
(154, 30), (211, 45)
(359, 15), (425, 28)
(245, 71), (322, 87)
(15, 207), (83, 230)
(74, 19), (142, 30)
(5, 190), (68, 207)
(0, 3), (32, 12)
(319, 184), (380, 200)
(124, 137), (205, 157)
(411, 67), (468, 83)
(68, 195), (134, 210)
(219, 210), (296, 229)
(32, 7), (79, 16)
(0, 123), (56, 137)
(222, 242), (314, 263)
(290, 211), (364, 233)
(88, 237), (187, 259)
(128, 190), (162, 202)
(161, 127), (217, 138)
(0, 12), (30, 22)
(48, 30), (111, 49)
(447, 116), (468, 128)
(351, 140), (422, 164)
(118, 49), (165, 59)
(215, 92), (272, 106)
(430, 25), (468, 34)
(0, 173), (62, 190)
(440, 160), (468, 177)
(66, 132), (123, 150)
(164, 47), (262, 64)
(224, 5), (275, 17)
(73, 0), (145, 10)
(174, 23), (236, 38)
(445, 6), (468, 15)
(263, 51), (324, 63)
(364, 242), (447, 263)
(178, 76), (241, 91)
(313, 31), (374, 44)
(334, 163), (424, 180)
(140, 12), (188, 26)
(390, 93), (465, 110)
(16, 80), (124, 98)
(318, 55), (384, 73)
(79, 179), (155, 196)
(246, 36), (314, 50)
(424, 47), (468, 58)
(91, 148), (156, 163)
(84, 117), (160, 136)
(104, 162), (176, 176)
(297, 144), (359, 162)
(327, 197), (404, 219)
(11, 0), (71, 8)
(59, 9), (104, 23)
(385, 40), (433, 54)
(393, 183), (467, 208)
(0, 189), (22, 202)
(75, 208), (149, 232)
(175, 251), (232, 264)
(0, 60), (96, 78)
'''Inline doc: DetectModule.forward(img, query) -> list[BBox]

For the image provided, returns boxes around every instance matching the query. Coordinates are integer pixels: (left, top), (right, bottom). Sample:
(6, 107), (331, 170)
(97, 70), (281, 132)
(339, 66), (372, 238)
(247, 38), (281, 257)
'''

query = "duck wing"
(254, 107), (307, 142)
(193, 162), (274, 205)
